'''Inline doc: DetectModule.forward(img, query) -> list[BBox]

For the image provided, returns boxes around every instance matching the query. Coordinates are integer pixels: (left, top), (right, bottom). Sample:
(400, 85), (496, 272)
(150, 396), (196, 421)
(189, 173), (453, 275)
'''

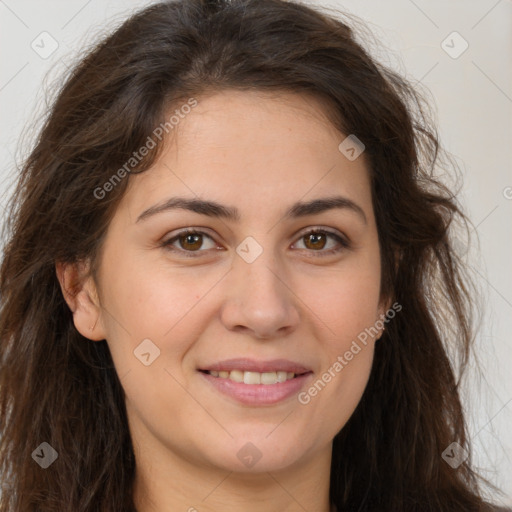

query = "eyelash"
(161, 227), (350, 258)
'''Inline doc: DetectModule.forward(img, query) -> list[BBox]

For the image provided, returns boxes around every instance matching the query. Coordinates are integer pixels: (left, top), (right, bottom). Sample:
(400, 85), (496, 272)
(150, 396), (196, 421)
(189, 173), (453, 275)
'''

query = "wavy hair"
(0, 0), (504, 510)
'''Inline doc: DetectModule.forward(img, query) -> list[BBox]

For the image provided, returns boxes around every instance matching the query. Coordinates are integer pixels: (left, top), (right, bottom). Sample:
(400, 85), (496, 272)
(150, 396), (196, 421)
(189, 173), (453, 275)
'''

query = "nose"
(219, 243), (301, 340)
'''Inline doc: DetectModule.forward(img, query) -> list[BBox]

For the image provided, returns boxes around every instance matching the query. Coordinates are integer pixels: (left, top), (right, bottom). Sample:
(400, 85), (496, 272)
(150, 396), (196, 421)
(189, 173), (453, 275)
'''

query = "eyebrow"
(136, 195), (367, 224)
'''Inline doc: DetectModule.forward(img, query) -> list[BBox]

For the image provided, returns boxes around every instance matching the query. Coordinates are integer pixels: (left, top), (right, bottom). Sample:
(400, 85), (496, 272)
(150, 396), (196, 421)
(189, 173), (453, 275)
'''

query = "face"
(71, 90), (388, 475)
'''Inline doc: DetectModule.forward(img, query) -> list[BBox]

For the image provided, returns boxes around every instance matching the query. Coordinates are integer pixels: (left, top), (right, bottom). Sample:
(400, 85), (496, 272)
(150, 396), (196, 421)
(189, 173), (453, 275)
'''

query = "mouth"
(197, 358), (314, 405)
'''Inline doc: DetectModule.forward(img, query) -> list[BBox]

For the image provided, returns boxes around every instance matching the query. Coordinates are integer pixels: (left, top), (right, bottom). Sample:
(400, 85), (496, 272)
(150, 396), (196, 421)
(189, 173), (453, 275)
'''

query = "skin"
(57, 90), (389, 512)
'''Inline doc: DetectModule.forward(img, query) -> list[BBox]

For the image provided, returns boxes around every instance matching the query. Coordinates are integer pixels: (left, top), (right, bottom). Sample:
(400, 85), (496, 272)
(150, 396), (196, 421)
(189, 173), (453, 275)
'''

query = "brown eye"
(162, 229), (218, 256)
(293, 228), (350, 256)
(303, 232), (327, 250)
(178, 233), (203, 251)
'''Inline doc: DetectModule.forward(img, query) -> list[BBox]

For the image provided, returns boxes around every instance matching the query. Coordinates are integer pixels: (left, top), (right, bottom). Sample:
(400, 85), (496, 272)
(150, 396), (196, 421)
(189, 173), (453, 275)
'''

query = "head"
(0, 0), (495, 510)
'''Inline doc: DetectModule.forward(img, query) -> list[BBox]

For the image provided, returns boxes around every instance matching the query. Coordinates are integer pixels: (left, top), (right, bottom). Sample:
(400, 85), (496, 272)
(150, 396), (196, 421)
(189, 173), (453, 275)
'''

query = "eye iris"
(304, 232), (326, 250)
(179, 233), (202, 251)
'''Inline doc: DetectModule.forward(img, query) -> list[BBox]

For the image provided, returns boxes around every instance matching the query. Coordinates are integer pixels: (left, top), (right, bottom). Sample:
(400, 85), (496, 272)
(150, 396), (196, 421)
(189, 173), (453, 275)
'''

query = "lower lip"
(198, 371), (313, 406)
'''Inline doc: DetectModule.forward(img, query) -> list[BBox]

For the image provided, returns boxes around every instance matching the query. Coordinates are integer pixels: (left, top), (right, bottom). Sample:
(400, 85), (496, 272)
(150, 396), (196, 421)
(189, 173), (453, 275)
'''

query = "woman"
(0, 0), (509, 510)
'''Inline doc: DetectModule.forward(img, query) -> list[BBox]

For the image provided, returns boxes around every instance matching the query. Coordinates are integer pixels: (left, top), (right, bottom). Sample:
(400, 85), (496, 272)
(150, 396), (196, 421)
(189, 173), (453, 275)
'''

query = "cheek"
(97, 256), (206, 418)
(292, 251), (381, 405)
(295, 265), (380, 433)
(98, 249), (228, 381)
(100, 247), (199, 331)
(297, 256), (382, 343)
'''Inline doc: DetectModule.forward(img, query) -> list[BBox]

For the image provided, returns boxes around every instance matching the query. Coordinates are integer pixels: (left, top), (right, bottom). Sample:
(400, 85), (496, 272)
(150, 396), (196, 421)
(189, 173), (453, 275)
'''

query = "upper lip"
(199, 358), (312, 374)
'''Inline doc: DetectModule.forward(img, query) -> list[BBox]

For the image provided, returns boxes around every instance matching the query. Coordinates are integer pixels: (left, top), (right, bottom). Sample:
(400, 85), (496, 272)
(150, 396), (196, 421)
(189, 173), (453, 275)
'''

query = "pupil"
(307, 233), (325, 250)
(181, 233), (201, 250)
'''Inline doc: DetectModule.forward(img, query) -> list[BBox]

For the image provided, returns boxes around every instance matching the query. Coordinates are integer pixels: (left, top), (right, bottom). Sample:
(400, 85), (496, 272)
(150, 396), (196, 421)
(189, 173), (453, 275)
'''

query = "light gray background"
(1, 0), (511, 505)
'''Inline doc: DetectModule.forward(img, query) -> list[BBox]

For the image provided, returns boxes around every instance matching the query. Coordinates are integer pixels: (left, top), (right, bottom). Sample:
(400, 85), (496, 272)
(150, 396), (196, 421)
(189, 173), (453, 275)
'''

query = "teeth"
(207, 369), (297, 384)
(230, 370), (244, 383)
(276, 371), (288, 383)
(244, 371), (260, 384)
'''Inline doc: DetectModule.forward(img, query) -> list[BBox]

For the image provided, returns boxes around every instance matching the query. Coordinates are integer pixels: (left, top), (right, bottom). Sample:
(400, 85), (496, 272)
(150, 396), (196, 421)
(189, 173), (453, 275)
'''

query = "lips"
(198, 369), (314, 405)
(197, 358), (314, 405)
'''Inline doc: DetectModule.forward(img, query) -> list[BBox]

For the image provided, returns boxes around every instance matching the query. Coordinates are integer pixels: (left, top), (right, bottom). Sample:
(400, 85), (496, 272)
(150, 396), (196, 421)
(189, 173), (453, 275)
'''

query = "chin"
(204, 431), (312, 474)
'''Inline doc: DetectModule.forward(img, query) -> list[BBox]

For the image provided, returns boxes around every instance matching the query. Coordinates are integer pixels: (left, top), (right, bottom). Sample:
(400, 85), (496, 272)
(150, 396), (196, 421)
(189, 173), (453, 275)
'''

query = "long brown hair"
(0, 0), (504, 510)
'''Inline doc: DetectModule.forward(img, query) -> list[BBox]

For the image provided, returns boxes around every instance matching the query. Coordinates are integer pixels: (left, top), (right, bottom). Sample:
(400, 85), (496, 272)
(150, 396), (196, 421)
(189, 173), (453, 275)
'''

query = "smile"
(201, 369), (301, 384)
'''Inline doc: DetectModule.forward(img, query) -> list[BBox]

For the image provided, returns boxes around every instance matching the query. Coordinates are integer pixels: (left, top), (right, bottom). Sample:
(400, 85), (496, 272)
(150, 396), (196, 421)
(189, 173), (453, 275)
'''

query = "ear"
(376, 295), (394, 340)
(379, 296), (393, 317)
(55, 260), (106, 341)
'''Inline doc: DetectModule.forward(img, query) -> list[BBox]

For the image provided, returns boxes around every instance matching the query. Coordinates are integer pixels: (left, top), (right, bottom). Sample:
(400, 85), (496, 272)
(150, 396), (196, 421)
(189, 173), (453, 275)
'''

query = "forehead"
(120, 90), (372, 221)
(169, 89), (343, 156)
